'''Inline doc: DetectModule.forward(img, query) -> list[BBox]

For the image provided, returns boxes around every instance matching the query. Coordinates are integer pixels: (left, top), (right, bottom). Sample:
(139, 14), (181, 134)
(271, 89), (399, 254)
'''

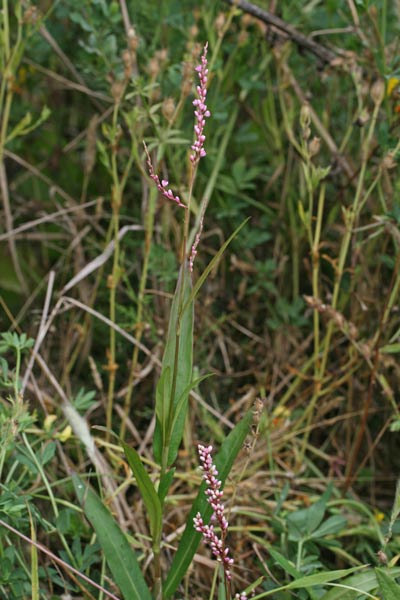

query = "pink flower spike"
(143, 142), (187, 209)
(193, 444), (234, 581)
(190, 43), (211, 165)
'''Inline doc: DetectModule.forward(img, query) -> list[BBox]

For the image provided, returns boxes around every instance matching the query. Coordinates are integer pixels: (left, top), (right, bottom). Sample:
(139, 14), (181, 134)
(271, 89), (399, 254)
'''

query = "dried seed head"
(215, 12), (226, 35)
(381, 150), (397, 170)
(162, 97), (176, 122)
(189, 24), (199, 38)
(111, 80), (124, 102)
(300, 103), (311, 130)
(370, 79), (385, 105)
(128, 27), (139, 52)
(148, 57), (160, 78)
(23, 5), (39, 24)
(308, 136), (321, 157)
(238, 30), (249, 46)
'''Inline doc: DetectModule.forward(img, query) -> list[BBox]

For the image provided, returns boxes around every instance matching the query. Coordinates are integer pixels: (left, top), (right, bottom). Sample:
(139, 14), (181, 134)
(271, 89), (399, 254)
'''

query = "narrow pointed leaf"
(153, 366), (171, 464)
(169, 374), (213, 444)
(154, 262), (194, 467)
(121, 442), (162, 546)
(158, 468), (175, 503)
(285, 567), (366, 589)
(72, 474), (151, 600)
(321, 567), (400, 600)
(163, 411), (252, 598)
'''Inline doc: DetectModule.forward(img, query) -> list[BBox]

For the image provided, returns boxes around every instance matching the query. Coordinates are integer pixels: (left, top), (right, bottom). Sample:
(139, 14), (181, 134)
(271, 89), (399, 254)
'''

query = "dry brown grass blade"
(21, 271), (55, 393)
(0, 200), (97, 242)
(223, 0), (336, 64)
(0, 162), (28, 294)
(39, 24), (106, 111)
(61, 225), (143, 294)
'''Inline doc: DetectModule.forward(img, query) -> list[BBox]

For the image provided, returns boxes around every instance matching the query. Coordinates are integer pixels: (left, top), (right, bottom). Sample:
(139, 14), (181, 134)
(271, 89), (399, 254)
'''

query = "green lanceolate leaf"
(153, 366), (172, 465)
(121, 442), (162, 548)
(153, 261), (194, 467)
(252, 566), (367, 599)
(158, 468), (176, 504)
(163, 410), (252, 598)
(169, 374), (213, 449)
(72, 474), (151, 600)
(321, 567), (400, 600)
(375, 568), (400, 600)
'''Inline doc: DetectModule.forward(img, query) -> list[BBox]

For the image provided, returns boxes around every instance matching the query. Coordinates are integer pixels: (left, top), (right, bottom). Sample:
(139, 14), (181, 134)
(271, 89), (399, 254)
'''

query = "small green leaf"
(72, 474), (151, 600)
(163, 411), (252, 598)
(121, 443), (162, 548)
(375, 568), (400, 600)
(268, 548), (320, 600)
(269, 547), (300, 579)
(6, 106), (50, 144)
(380, 343), (400, 354)
(310, 515), (347, 540)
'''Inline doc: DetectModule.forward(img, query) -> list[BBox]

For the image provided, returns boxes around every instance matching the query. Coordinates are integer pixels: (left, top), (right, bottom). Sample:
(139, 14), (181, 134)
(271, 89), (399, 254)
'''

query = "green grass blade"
(121, 442), (162, 547)
(285, 567), (367, 590)
(72, 474), (152, 600)
(252, 566), (367, 599)
(163, 410), (252, 598)
(321, 567), (400, 599)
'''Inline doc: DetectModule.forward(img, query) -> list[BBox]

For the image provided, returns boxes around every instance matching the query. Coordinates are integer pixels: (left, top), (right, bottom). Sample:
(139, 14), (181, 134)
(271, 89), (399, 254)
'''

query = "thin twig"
(0, 162), (28, 293)
(223, 0), (336, 64)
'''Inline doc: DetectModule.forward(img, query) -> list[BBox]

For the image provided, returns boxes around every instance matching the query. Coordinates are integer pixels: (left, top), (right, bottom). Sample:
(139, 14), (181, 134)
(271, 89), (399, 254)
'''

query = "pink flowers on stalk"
(193, 444), (234, 580)
(143, 143), (186, 208)
(190, 43), (211, 164)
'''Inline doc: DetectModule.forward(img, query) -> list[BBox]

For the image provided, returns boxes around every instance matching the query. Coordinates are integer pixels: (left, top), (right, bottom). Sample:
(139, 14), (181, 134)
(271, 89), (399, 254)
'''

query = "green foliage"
(1, 0), (400, 598)
(73, 474), (152, 600)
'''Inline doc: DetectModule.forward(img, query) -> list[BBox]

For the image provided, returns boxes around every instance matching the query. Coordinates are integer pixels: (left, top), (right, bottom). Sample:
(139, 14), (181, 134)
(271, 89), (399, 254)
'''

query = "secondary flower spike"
(190, 43), (211, 164)
(193, 444), (234, 580)
(143, 142), (187, 208)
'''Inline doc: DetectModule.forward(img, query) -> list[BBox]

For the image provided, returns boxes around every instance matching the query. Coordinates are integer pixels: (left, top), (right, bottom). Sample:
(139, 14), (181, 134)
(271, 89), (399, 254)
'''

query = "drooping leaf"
(72, 474), (151, 600)
(163, 411), (252, 598)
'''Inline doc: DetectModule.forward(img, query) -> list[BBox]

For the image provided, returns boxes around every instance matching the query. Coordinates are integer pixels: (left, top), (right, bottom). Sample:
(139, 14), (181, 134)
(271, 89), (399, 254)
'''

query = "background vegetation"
(1, 0), (400, 598)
